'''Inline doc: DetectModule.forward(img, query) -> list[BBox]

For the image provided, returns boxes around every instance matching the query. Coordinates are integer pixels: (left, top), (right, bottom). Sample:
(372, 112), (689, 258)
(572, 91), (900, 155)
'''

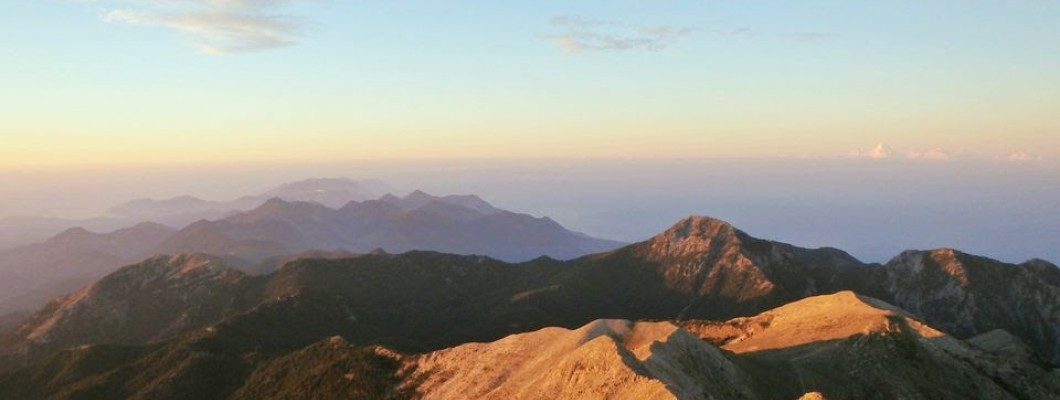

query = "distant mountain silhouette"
(0, 215), (124, 252)
(105, 178), (393, 227)
(0, 178), (392, 251)
(154, 191), (624, 265)
(0, 182), (622, 314)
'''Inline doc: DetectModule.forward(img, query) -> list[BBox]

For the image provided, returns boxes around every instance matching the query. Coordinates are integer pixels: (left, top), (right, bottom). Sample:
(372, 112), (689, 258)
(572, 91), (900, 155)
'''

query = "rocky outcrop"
(876, 249), (1060, 364)
(413, 293), (1060, 400)
(681, 291), (1060, 399)
(411, 319), (753, 400)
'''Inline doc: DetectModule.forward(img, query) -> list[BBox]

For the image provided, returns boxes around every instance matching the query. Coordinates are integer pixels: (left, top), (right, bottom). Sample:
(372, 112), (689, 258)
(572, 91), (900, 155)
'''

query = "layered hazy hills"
(154, 190), (623, 265)
(0, 182), (622, 315)
(0, 178), (391, 314)
(0, 222), (176, 314)
(0, 178), (392, 252)
(106, 178), (394, 226)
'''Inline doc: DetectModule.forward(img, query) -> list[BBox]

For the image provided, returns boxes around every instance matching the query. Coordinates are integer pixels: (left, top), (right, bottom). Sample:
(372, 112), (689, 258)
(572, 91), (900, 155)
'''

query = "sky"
(1, 1), (1058, 264)
(2, 0), (1059, 167)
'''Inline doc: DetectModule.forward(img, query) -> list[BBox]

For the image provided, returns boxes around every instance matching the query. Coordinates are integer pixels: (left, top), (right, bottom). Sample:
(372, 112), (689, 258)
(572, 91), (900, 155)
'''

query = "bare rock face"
(680, 291), (1060, 400)
(413, 293), (1060, 400)
(685, 291), (946, 354)
(877, 249), (1060, 365)
(641, 216), (775, 300)
(638, 220), (1060, 367)
(410, 319), (754, 400)
(796, 393), (827, 400)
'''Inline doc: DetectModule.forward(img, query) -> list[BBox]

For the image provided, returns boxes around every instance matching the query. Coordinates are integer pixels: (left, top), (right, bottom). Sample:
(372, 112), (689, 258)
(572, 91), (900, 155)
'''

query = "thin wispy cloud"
(541, 16), (828, 54)
(791, 32), (836, 41)
(543, 16), (697, 54)
(98, 0), (306, 54)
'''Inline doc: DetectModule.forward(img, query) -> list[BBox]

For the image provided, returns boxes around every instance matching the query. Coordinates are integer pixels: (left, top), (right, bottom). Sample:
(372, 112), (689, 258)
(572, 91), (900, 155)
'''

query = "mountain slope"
(2, 213), (1060, 400)
(6, 215), (1060, 368)
(4, 293), (1054, 400)
(0, 254), (257, 367)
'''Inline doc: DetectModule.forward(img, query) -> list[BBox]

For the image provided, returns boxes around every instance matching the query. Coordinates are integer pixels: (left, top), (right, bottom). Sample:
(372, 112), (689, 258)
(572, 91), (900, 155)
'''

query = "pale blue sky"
(2, 1), (1059, 166)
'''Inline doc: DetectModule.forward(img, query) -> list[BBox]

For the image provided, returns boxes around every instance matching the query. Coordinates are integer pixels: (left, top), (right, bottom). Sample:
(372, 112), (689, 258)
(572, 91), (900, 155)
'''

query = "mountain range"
(155, 190), (622, 265)
(0, 215), (1056, 399)
(0, 181), (622, 315)
(0, 178), (391, 251)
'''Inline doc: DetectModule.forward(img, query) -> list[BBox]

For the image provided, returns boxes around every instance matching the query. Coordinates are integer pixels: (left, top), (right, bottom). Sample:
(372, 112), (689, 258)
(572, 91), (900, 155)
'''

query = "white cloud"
(98, 0), (306, 54)
(543, 16), (696, 54)
(1003, 151), (1045, 162)
(849, 144), (954, 161)
(848, 143), (896, 159)
(846, 144), (1057, 165)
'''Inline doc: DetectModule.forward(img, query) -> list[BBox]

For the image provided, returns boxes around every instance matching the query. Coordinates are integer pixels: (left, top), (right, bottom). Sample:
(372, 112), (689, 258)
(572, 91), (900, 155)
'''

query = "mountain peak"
(666, 215), (736, 237)
(378, 190), (439, 211)
(254, 178), (391, 209)
(124, 221), (169, 230)
(645, 215), (741, 258)
(262, 196), (293, 207)
(1022, 258), (1059, 269)
(888, 248), (973, 286)
(51, 226), (93, 238)
(235, 197), (326, 221)
(405, 190), (433, 200)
